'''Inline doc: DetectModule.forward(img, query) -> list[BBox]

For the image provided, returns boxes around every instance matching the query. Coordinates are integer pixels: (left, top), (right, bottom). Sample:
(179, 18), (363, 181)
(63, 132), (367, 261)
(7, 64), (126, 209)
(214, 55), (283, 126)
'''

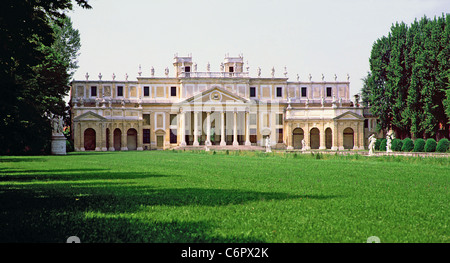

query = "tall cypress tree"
(362, 14), (450, 139)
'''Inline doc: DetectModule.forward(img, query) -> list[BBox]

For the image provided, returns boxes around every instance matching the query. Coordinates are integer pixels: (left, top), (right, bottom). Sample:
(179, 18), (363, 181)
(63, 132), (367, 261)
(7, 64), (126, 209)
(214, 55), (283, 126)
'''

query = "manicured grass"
(0, 150), (449, 243)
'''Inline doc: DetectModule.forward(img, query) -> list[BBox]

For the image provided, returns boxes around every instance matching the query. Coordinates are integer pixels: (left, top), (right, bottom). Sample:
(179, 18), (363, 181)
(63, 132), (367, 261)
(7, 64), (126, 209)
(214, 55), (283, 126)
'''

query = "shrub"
(379, 139), (387, 151)
(401, 138), (414, 152)
(424, 139), (437, 152)
(413, 139), (425, 152)
(436, 138), (450, 153)
(374, 139), (382, 151)
(391, 139), (403, 151)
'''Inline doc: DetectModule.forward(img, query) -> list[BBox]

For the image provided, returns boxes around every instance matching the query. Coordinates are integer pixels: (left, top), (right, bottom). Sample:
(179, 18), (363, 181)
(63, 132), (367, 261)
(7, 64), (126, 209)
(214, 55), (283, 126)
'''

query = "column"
(304, 123), (311, 150)
(233, 111), (239, 146)
(100, 123), (107, 151)
(359, 122), (365, 150)
(80, 123), (85, 151)
(180, 111), (186, 146)
(121, 123), (128, 151)
(331, 122), (338, 151)
(137, 123), (143, 151)
(94, 127), (103, 152)
(286, 123), (293, 150)
(206, 111), (211, 146)
(319, 123), (326, 150)
(245, 111), (251, 146)
(193, 111), (199, 146)
(108, 124), (115, 151)
(220, 111), (226, 146)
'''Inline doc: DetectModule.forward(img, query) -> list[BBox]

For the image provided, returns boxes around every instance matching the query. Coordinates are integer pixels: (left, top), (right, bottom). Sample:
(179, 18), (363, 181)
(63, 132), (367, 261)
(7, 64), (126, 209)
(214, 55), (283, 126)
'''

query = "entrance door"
(127, 128), (137, 150)
(293, 128), (304, 149)
(157, 135), (164, 149)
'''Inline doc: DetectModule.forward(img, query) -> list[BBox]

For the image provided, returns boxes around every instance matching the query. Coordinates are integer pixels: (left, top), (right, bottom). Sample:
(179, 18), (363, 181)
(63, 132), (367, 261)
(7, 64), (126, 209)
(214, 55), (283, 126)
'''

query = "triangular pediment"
(182, 87), (248, 104)
(74, 111), (107, 121)
(334, 111), (365, 121)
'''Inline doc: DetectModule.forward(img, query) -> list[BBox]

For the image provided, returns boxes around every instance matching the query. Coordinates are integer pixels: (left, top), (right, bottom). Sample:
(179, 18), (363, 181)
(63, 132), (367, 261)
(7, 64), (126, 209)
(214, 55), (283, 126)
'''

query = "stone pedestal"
(51, 134), (67, 155)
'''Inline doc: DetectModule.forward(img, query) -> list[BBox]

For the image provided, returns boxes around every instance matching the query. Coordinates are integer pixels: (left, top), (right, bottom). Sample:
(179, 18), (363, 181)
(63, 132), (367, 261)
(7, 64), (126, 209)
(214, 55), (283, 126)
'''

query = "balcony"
(178, 72), (249, 78)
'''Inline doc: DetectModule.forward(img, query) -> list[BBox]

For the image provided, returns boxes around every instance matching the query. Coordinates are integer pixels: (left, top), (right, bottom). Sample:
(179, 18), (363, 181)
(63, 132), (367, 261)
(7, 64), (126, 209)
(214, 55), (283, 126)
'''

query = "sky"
(69, 0), (449, 97)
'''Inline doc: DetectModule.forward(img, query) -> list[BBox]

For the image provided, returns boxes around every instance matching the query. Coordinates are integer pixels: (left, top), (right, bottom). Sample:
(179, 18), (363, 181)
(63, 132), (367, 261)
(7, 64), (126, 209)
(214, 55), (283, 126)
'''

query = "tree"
(362, 14), (450, 140)
(0, 0), (91, 154)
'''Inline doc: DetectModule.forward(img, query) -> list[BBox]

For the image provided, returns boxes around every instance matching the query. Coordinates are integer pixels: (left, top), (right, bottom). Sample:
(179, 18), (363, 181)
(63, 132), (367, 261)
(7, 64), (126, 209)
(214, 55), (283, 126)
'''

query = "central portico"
(70, 54), (376, 151)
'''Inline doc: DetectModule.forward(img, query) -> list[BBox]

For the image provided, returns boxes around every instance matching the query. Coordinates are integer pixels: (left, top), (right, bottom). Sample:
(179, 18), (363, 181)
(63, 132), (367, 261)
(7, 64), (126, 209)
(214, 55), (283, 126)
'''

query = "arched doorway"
(293, 128), (304, 149)
(127, 128), (137, 150)
(343, 127), (354, 149)
(114, 128), (122, 151)
(310, 128), (320, 149)
(84, 128), (96, 151)
(325, 128), (332, 149)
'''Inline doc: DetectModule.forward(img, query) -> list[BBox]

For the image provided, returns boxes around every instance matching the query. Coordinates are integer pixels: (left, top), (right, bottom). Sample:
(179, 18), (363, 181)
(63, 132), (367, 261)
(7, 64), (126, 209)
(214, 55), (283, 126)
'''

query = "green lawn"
(0, 150), (449, 243)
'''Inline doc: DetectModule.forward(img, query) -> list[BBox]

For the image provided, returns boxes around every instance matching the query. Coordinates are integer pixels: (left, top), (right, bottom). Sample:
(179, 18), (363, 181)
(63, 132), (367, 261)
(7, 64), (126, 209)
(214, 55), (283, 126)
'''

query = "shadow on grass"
(0, 168), (170, 181)
(0, 179), (340, 242)
(0, 157), (47, 163)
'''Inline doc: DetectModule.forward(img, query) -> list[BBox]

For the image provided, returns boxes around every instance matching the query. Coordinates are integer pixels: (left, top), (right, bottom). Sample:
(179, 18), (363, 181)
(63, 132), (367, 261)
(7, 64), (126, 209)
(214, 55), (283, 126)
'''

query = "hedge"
(413, 138), (425, 152)
(401, 138), (414, 152)
(436, 138), (449, 153)
(424, 139), (437, 152)
(379, 138), (387, 151)
(391, 139), (403, 151)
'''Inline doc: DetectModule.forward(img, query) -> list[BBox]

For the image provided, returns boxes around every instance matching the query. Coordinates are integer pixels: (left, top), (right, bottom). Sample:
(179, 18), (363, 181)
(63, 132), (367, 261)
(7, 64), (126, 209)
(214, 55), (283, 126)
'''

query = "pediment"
(183, 87), (248, 104)
(74, 111), (107, 121)
(334, 111), (365, 121)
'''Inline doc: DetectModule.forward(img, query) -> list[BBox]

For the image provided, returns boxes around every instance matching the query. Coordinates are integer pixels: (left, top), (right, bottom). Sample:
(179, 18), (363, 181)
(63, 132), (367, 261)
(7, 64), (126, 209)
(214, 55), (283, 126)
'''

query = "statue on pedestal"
(265, 136), (272, 153)
(51, 115), (66, 155)
(386, 130), (394, 153)
(368, 134), (377, 156)
(301, 139), (306, 151)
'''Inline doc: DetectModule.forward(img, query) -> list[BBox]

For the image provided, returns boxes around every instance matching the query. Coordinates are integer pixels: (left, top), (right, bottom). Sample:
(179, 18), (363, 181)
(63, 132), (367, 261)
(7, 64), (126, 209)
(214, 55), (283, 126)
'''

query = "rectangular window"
(143, 129), (150, 144)
(276, 87), (282, 97)
(277, 129), (283, 143)
(229, 66), (234, 73)
(170, 129), (177, 144)
(326, 87), (332, 97)
(276, 114), (283, 125)
(170, 114), (177, 126)
(171, 86), (177, 97)
(250, 128), (257, 143)
(143, 114), (150, 126)
(143, 86), (150, 97)
(249, 114), (257, 125)
(250, 87), (256, 97)
(117, 86), (124, 97)
(301, 87), (307, 97)
(91, 86), (97, 97)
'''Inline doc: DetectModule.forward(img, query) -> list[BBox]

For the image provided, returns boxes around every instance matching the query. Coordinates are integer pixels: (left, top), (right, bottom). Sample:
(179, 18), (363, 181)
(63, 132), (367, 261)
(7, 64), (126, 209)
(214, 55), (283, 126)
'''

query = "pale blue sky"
(69, 0), (448, 97)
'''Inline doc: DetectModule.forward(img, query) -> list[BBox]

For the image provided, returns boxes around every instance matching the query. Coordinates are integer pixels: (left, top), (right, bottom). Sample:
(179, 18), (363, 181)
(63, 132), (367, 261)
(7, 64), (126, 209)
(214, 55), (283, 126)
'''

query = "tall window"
(326, 87), (332, 97)
(171, 87), (177, 97)
(170, 114), (177, 126)
(170, 129), (177, 143)
(277, 128), (283, 143)
(90, 86), (97, 97)
(250, 128), (257, 143)
(144, 86), (150, 97)
(276, 114), (283, 125)
(117, 86), (124, 97)
(301, 87), (307, 97)
(276, 87), (282, 97)
(250, 87), (256, 98)
(143, 114), (150, 125)
(250, 114), (257, 125)
(143, 129), (150, 144)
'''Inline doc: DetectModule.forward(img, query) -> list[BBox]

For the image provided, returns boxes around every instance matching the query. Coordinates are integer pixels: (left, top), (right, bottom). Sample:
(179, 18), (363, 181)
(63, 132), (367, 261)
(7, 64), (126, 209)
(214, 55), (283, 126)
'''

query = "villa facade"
(70, 55), (377, 151)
